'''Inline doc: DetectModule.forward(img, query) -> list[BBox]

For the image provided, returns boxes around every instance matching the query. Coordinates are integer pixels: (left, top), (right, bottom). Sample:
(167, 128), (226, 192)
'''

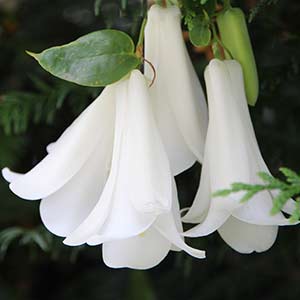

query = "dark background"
(0, 0), (300, 299)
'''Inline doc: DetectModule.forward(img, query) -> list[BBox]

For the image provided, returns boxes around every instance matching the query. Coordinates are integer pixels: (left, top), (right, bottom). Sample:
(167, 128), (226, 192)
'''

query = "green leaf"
(280, 167), (300, 184)
(212, 189), (232, 197)
(289, 200), (300, 223)
(27, 30), (141, 87)
(240, 190), (258, 203)
(189, 17), (211, 47)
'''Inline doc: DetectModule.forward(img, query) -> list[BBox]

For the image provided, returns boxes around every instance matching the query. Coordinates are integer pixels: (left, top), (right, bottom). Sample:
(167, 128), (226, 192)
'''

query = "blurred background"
(0, 0), (300, 299)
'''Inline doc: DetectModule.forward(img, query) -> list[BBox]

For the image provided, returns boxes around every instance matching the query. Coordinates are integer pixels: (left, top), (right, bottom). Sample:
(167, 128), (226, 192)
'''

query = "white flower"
(144, 4), (208, 175)
(183, 59), (294, 254)
(2, 70), (205, 269)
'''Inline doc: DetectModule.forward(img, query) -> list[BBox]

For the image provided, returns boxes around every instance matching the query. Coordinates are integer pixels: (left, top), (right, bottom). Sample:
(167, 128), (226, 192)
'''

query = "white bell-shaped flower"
(144, 4), (208, 175)
(3, 70), (205, 269)
(183, 59), (293, 253)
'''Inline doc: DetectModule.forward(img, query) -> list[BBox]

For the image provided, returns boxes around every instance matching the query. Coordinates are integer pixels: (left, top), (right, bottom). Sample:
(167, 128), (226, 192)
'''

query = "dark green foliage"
(0, 225), (86, 262)
(0, 226), (51, 258)
(0, 87), (67, 135)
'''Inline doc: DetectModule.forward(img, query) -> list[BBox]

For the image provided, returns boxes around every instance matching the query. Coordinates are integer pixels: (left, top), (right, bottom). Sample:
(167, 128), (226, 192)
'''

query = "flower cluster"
(2, 5), (296, 269)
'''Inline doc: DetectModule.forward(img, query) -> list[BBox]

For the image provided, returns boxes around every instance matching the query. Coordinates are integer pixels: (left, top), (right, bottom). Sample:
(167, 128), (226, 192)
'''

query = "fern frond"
(213, 168), (300, 222)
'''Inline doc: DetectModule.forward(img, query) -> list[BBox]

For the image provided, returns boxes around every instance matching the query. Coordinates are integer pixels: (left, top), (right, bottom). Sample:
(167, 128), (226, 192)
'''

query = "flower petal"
(2, 168), (22, 183)
(40, 127), (114, 237)
(182, 137), (211, 224)
(8, 86), (116, 200)
(46, 142), (55, 153)
(223, 59), (291, 225)
(155, 179), (206, 258)
(281, 198), (298, 215)
(149, 92), (197, 175)
(155, 214), (206, 259)
(185, 59), (291, 239)
(232, 190), (290, 226)
(145, 5), (208, 174)
(65, 71), (170, 246)
(102, 227), (171, 270)
(183, 206), (230, 238)
(218, 216), (278, 253)
(204, 59), (257, 191)
(124, 70), (172, 213)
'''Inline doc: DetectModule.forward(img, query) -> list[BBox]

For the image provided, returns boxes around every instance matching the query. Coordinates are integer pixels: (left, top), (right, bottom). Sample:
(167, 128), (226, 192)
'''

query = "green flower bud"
(217, 7), (259, 106)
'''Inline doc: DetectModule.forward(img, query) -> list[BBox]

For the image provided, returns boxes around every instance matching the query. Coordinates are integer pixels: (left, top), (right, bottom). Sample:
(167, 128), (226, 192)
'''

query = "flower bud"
(217, 7), (259, 106)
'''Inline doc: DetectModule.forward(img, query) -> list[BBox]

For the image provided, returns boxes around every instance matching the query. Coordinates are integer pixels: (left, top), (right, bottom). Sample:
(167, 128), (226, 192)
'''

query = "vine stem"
(211, 22), (233, 59)
(143, 58), (156, 87)
(135, 17), (147, 58)
(223, 0), (231, 9)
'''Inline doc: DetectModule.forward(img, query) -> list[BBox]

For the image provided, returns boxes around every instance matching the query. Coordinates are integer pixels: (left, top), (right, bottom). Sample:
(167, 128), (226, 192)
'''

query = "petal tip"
(2, 167), (12, 182)
(63, 237), (82, 247)
(9, 181), (40, 200)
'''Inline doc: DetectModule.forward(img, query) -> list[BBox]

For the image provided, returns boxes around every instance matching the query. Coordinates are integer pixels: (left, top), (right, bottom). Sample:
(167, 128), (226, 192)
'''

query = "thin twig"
(143, 58), (156, 87)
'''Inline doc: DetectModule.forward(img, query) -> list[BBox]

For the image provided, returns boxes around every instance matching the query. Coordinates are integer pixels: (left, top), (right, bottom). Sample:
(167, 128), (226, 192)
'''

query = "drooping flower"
(183, 59), (294, 253)
(144, 4), (208, 175)
(3, 70), (205, 269)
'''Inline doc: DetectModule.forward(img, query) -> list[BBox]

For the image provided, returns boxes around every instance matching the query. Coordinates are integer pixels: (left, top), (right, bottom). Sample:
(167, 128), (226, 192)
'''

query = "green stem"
(223, 0), (232, 10)
(135, 17), (147, 58)
(211, 22), (233, 59)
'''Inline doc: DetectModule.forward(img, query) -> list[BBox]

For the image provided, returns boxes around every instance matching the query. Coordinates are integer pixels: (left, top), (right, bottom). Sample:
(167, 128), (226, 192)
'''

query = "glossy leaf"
(189, 17), (211, 47)
(28, 30), (141, 87)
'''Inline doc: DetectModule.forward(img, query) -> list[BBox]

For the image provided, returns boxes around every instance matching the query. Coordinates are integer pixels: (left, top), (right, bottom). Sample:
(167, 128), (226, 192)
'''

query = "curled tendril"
(143, 58), (157, 87)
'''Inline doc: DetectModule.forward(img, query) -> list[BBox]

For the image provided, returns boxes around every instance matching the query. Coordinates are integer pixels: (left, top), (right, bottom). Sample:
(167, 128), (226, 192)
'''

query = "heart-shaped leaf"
(28, 30), (141, 87)
(189, 17), (211, 47)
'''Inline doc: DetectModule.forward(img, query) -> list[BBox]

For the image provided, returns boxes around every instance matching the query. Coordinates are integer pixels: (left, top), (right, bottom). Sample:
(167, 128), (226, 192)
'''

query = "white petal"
(149, 91), (197, 175)
(182, 136), (211, 224)
(218, 216), (278, 253)
(46, 142), (55, 153)
(65, 71), (171, 246)
(183, 60), (246, 233)
(186, 59), (291, 237)
(232, 190), (290, 226)
(204, 60), (256, 191)
(102, 227), (171, 270)
(145, 5), (208, 174)
(89, 180), (182, 253)
(124, 70), (172, 213)
(8, 86), (116, 200)
(155, 179), (206, 259)
(281, 198), (298, 215)
(169, 179), (183, 252)
(183, 207), (230, 238)
(2, 168), (22, 183)
(155, 214), (205, 259)
(40, 127), (114, 237)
